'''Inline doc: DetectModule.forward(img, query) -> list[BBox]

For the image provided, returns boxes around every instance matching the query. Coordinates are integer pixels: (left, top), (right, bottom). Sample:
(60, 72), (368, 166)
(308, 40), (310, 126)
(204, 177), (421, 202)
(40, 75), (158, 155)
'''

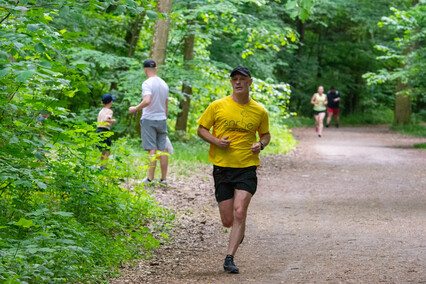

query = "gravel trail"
(112, 125), (426, 284)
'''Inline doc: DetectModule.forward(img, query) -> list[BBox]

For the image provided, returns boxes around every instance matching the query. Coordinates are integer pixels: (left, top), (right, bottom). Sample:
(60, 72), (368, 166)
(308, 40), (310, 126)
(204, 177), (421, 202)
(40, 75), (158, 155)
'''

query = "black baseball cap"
(230, 66), (251, 78)
(143, 59), (157, 68)
(102, 93), (116, 104)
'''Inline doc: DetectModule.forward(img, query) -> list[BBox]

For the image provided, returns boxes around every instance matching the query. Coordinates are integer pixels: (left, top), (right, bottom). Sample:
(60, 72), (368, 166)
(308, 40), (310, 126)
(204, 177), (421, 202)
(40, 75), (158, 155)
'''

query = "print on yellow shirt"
(197, 96), (269, 168)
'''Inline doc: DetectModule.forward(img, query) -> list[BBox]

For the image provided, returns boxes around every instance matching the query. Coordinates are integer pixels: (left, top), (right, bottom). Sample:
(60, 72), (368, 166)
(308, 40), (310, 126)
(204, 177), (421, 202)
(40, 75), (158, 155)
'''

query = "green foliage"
(0, 125), (174, 282)
(262, 124), (297, 155)
(0, 1), (173, 282)
(363, 2), (426, 99)
(341, 107), (394, 125)
(279, 0), (418, 119)
(285, 0), (315, 21)
(391, 124), (426, 138)
(170, 138), (210, 163)
(413, 143), (426, 149)
(282, 116), (313, 128)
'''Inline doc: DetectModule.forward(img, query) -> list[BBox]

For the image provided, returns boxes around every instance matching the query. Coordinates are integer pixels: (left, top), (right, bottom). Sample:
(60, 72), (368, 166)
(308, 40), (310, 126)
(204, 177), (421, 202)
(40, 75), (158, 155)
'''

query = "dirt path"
(112, 125), (426, 283)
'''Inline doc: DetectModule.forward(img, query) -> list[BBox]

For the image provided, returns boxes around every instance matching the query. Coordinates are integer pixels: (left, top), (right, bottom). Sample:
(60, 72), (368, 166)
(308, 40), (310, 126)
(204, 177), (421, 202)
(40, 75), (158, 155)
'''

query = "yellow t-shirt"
(197, 96), (269, 168)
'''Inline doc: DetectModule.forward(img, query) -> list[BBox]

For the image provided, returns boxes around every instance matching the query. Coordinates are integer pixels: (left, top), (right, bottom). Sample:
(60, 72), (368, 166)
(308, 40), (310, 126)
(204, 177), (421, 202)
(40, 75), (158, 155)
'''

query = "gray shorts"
(140, 119), (167, 150)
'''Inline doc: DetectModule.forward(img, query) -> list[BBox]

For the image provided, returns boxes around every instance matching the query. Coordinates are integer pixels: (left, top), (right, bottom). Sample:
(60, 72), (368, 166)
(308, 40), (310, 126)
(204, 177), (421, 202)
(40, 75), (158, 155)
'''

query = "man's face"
(230, 73), (253, 95)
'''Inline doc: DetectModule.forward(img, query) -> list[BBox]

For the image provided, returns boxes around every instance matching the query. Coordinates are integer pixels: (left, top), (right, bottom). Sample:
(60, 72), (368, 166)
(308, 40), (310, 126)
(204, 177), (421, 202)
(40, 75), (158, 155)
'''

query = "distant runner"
(310, 86), (327, 137)
(326, 86), (341, 128)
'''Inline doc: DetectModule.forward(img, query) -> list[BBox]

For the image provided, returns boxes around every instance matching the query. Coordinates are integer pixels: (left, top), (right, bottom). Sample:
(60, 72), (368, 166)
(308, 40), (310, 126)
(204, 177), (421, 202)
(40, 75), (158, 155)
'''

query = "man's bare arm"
(129, 94), (152, 114)
(197, 125), (231, 149)
(251, 132), (271, 154)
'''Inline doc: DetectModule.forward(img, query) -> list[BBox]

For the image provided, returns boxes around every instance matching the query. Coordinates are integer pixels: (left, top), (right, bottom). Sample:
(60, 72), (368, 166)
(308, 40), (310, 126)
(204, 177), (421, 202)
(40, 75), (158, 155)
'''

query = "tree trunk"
(317, 30), (322, 79)
(175, 22), (195, 132)
(150, 0), (173, 66)
(124, 12), (146, 136)
(111, 11), (147, 137)
(393, 0), (417, 125)
(125, 11), (146, 58)
(296, 18), (305, 56)
(394, 82), (412, 125)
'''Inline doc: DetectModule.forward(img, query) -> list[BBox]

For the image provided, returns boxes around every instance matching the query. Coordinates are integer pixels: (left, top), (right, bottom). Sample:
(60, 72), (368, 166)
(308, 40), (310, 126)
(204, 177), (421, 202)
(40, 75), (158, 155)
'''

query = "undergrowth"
(0, 117), (174, 283)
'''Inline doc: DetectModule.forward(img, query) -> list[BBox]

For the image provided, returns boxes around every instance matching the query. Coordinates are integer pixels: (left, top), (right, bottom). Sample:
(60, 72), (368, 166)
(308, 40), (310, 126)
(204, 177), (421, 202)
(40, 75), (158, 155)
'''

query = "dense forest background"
(2, 0), (424, 138)
(0, 0), (424, 282)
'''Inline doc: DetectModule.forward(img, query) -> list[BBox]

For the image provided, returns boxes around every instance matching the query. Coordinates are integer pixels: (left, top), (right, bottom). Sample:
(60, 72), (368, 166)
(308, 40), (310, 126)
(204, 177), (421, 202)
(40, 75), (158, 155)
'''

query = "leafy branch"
(0, 0), (19, 24)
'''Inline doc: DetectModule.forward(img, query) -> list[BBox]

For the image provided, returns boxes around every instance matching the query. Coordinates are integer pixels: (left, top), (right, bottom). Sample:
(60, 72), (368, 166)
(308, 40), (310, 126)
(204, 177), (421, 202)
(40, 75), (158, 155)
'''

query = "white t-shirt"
(141, 76), (169, 120)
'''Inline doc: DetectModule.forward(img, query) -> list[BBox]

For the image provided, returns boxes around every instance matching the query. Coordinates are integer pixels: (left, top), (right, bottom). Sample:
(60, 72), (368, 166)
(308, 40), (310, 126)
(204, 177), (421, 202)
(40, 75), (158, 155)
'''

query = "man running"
(326, 86), (341, 128)
(197, 66), (271, 274)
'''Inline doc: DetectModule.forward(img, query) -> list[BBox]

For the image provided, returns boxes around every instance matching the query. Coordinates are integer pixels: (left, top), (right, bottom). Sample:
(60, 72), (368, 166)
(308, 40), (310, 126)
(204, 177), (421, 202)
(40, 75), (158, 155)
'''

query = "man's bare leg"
(218, 190), (252, 273)
(226, 190), (252, 256)
(159, 149), (168, 181)
(147, 149), (157, 180)
(218, 198), (234, 228)
(327, 112), (333, 126)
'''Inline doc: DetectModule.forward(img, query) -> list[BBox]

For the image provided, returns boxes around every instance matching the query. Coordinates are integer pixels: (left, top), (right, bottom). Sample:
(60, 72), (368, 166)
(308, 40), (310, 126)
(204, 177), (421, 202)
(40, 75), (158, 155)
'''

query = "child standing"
(97, 94), (116, 170)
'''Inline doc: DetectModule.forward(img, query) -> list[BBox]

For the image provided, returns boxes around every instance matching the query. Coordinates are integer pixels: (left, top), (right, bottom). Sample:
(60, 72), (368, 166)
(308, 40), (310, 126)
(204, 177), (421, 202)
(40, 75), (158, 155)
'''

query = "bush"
(391, 124), (426, 138)
(341, 107), (393, 125)
(0, 109), (174, 283)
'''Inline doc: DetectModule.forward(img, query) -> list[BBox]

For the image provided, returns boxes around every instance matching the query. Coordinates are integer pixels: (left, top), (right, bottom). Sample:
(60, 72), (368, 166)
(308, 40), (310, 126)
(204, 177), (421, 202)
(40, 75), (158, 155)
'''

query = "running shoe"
(223, 255), (239, 274)
(142, 177), (155, 186)
(158, 179), (168, 186)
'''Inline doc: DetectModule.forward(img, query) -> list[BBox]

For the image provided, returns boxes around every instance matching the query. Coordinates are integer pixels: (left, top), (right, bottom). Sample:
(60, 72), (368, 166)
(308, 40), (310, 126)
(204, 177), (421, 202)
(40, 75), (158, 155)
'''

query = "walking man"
(129, 59), (169, 186)
(197, 66), (271, 274)
(326, 86), (341, 128)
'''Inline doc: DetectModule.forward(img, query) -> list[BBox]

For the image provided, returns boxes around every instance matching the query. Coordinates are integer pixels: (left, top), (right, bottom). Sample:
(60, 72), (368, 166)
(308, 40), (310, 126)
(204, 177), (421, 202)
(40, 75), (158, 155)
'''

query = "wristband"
(260, 141), (264, 150)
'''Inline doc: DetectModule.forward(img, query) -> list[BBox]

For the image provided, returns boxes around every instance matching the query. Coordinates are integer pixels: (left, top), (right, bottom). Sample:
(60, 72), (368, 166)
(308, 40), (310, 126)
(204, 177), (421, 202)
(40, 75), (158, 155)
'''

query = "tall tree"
(393, 0), (418, 125)
(175, 3), (195, 132)
(125, 11), (147, 58)
(364, 0), (424, 125)
(150, 0), (173, 65)
(175, 29), (195, 132)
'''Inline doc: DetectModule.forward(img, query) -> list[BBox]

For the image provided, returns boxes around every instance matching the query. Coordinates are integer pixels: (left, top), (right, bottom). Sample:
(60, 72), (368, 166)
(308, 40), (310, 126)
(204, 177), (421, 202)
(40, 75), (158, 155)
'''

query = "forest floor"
(111, 125), (426, 284)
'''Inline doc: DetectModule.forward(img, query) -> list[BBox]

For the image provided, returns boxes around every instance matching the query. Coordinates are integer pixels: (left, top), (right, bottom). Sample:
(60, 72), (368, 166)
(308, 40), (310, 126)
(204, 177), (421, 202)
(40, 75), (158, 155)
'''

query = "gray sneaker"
(223, 255), (239, 274)
(158, 179), (167, 186)
(142, 177), (155, 186)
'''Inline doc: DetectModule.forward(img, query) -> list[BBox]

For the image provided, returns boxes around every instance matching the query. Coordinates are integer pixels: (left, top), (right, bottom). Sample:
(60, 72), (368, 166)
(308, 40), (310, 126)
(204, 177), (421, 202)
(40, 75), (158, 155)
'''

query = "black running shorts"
(213, 165), (257, 202)
(313, 110), (326, 115)
(96, 128), (112, 151)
